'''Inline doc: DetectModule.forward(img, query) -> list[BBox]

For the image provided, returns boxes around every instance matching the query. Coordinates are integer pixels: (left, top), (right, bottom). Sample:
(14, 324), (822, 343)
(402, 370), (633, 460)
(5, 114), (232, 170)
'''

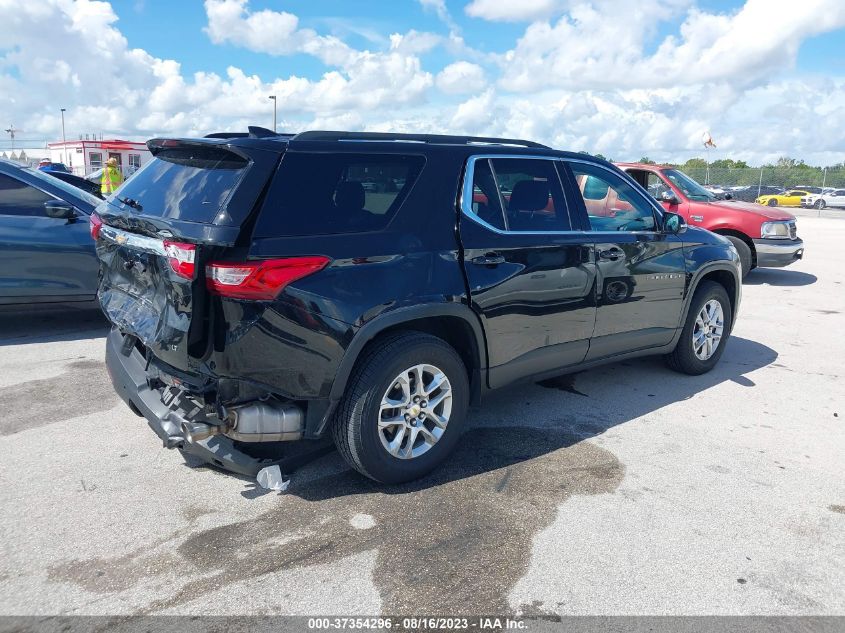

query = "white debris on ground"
(256, 465), (289, 491)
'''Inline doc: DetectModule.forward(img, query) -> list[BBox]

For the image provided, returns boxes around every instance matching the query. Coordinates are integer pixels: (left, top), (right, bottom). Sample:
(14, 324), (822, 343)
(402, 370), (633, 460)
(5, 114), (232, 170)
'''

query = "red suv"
(618, 163), (804, 279)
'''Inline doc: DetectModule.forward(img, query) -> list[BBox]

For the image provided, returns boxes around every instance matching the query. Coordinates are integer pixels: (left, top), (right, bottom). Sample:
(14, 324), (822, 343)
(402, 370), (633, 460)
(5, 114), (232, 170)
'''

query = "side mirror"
(660, 190), (679, 205)
(663, 212), (687, 235)
(44, 200), (77, 219)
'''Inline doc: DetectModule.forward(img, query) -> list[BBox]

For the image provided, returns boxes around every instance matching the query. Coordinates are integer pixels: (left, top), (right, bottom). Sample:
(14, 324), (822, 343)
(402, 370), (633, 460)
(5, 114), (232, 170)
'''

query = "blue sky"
(117, 0), (845, 79)
(2, 0), (845, 165)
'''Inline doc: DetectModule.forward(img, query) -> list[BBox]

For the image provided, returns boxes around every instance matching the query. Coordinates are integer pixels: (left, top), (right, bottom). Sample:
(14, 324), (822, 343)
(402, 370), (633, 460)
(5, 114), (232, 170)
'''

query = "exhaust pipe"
(180, 401), (305, 444)
(181, 421), (222, 444)
(225, 401), (304, 442)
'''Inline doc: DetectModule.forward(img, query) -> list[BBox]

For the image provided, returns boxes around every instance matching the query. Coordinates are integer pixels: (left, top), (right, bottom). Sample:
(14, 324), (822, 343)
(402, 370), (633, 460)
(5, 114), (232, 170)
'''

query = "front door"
(459, 156), (597, 388)
(0, 173), (95, 302)
(563, 161), (687, 360)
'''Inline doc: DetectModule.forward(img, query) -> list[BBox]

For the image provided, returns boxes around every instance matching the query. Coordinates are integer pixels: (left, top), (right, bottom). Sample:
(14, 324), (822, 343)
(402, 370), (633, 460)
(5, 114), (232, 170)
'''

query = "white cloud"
(500, 0), (845, 91)
(0, 0), (844, 166)
(436, 61), (487, 94)
(204, 0), (353, 66)
(465, 0), (566, 22)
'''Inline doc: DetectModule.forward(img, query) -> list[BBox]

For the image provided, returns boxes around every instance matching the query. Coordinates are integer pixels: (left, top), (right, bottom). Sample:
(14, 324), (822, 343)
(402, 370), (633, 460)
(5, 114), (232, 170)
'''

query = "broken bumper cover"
(105, 327), (330, 477)
(752, 238), (804, 268)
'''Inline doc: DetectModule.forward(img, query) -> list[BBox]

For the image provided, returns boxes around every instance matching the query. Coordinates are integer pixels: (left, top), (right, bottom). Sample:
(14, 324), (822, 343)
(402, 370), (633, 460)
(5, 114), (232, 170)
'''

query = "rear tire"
(666, 281), (732, 376)
(724, 235), (752, 281)
(332, 332), (469, 484)
(815, 199), (826, 209)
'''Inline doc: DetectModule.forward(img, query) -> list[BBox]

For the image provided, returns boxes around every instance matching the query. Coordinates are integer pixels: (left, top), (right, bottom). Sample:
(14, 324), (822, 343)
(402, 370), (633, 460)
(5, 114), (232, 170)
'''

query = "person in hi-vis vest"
(101, 157), (124, 195)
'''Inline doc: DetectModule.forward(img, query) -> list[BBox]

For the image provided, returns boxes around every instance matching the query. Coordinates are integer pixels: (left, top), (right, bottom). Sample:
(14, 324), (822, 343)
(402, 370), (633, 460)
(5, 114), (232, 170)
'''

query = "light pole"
(268, 95), (277, 133)
(60, 108), (67, 168)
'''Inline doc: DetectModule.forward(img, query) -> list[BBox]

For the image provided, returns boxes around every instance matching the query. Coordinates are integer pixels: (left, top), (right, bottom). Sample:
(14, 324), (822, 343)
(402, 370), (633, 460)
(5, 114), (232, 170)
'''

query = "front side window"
(0, 173), (53, 217)
(663, 169), (715, 201)
(567, 162), (657, 232)
(254, 153), (424, 237)
(646, 172), (673, 200)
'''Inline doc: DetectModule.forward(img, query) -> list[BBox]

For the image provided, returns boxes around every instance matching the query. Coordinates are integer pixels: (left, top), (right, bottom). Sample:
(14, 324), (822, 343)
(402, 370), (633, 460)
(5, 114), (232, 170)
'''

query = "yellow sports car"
(756, 190), (810, 207)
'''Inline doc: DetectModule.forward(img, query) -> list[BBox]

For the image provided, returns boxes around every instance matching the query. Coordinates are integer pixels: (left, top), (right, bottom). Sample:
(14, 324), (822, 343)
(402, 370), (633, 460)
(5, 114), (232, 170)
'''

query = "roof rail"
(290, 130), (550, 149)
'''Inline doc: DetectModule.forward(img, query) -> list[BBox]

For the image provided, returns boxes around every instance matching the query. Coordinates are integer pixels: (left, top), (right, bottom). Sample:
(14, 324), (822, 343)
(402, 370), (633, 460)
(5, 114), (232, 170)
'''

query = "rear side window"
(111, 146), (248, 222)
(254, 153), (424, 237)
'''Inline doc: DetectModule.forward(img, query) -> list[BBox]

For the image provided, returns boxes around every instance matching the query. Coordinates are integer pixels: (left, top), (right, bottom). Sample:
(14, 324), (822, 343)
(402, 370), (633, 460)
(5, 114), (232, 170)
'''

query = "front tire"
(724, 236), (752, 281)
(767, 198), (778, 207)
(666, 281), (732, 375)
(333, 332), (469, 483)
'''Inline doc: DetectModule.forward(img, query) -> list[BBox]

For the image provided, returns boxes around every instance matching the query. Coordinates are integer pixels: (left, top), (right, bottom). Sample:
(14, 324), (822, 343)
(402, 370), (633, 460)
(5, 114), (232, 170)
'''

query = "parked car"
(45, 170), (104, 199)
(0, 159), (100, 304)
(791, 186), (823, 195)
(801, 189), (845, 209)
(37, 160), (72, 173)
(619, 163), (803, 279)
(755, 189), (810, 207)
(95, 130), (741, 483)
(729, 185), (783, 203)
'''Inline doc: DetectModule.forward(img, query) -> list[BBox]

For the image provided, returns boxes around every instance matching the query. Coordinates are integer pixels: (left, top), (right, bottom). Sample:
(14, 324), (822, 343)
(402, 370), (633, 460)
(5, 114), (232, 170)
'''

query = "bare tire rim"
(378, 364), (453, 460)
(693, 299), (725, 361)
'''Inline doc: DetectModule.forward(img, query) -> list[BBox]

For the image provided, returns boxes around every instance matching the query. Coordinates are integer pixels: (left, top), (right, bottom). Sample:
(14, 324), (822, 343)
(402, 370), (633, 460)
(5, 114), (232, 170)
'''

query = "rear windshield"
(253, 152), (424, 237)
(110, 146), (248, 222)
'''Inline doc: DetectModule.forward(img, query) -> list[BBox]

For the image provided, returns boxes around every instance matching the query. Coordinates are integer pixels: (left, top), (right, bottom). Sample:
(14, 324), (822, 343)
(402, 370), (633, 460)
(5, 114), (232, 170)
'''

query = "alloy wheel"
(378, 364), (453, 459)
(692, 299), (725, 361)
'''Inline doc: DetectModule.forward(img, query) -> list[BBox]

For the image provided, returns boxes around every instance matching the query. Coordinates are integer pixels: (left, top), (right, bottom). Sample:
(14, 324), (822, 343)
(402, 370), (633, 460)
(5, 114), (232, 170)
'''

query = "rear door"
(0, 171), (97, 302)
(95, 141), (277, 373)
(459, 155), (597, 388)
(563, 160), (687, 360)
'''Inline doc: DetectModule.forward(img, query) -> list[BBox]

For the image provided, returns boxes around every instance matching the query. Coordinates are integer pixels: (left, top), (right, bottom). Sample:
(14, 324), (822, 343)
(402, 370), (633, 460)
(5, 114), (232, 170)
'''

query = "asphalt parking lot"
(0, 217), (843, 617)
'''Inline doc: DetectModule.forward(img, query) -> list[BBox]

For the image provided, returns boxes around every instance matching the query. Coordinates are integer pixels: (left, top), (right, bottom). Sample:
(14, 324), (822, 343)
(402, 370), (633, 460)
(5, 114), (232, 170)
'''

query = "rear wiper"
(117, 196), (143, 211)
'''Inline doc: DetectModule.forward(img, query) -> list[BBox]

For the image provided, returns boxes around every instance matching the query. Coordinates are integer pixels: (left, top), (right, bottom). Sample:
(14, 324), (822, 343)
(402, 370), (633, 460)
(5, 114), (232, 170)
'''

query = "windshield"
(662, 169), (716, 202)
(23, 166), (101, 207)
(107, 146), (249, 222)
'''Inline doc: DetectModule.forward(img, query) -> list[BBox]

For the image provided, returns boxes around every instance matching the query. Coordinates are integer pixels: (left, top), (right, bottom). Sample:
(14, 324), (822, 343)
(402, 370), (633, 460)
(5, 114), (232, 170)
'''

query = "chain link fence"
(680, 166), (845, 201)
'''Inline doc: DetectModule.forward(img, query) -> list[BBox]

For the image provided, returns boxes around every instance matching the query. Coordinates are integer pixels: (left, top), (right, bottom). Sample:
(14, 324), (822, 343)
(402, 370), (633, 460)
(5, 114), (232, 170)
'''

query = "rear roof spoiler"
(203, 126), (295, 140)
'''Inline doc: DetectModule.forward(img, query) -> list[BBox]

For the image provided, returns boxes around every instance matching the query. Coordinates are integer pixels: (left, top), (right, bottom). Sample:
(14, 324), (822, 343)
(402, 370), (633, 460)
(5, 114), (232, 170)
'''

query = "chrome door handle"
(471, 253), (505, 266)
(598, 248), (623, 261)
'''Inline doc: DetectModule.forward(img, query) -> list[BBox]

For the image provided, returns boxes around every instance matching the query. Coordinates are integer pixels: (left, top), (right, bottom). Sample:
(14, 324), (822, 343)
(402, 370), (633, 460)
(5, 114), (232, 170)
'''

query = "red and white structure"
(47, 138), (151, 177)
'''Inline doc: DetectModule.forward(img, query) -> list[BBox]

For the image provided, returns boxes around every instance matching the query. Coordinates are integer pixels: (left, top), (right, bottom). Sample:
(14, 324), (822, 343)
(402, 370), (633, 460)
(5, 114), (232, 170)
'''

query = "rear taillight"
(89, 213), (103, 240)
(206, 256), (330, 300)
(163, 240), (196, 279)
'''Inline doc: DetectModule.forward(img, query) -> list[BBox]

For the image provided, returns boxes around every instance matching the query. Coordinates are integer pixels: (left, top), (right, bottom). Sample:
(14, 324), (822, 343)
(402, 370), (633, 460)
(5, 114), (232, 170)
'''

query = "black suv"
(96, 129), (741, 483)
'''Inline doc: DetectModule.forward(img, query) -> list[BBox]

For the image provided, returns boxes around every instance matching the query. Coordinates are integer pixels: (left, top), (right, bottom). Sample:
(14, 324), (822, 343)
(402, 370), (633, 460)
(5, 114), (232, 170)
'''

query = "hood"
(707, 199), (796, 221)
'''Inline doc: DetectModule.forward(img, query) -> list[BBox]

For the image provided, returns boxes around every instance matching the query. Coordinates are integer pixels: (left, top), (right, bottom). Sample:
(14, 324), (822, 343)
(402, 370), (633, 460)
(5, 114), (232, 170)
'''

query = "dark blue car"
(0, 159), (100, 304)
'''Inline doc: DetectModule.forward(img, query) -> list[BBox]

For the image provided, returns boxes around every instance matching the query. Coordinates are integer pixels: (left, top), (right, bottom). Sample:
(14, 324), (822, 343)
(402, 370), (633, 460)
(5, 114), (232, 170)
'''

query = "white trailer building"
(47, 139), (151, 177)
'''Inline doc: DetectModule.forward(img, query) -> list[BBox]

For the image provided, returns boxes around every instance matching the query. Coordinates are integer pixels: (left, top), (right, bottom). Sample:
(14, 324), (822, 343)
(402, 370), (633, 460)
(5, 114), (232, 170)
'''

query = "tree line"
(587, 153), (845, 187)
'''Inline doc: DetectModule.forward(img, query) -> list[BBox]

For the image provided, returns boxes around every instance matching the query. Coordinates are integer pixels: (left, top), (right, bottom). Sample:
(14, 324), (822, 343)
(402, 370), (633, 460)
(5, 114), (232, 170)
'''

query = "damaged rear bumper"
(105, 327), (331, 476)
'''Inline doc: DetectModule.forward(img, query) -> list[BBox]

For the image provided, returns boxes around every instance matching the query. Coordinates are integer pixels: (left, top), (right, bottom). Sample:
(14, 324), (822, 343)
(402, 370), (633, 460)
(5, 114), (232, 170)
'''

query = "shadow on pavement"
(285, 335), (777, 503)
(50, 336), (778, 617)
(0, 303), (108, 346)
(744, 268), (817, 287)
